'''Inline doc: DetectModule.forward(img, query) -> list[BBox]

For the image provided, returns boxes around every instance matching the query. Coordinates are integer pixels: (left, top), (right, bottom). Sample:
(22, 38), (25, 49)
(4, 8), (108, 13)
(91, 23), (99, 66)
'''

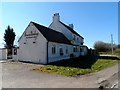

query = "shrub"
(115, 48), (120, 53)
(93, 41), (116, 52)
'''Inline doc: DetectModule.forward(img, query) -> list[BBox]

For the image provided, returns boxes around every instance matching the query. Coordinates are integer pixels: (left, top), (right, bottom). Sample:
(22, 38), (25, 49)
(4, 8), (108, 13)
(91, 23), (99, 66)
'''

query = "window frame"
(52, 45), (56, 55)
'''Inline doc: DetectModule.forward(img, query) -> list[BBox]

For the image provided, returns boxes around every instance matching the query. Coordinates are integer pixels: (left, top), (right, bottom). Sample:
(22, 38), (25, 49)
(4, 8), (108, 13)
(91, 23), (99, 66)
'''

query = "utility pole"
(111, 34), (113, 54)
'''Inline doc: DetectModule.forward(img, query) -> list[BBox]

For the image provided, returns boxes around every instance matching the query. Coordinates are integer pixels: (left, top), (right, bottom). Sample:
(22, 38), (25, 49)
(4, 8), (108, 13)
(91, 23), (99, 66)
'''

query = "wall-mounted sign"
(25, 31), (39, 38)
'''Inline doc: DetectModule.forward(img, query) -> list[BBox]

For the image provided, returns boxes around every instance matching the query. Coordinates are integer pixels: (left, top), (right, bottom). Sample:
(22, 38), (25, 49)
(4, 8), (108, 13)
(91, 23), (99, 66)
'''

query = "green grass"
(99, 51), (120, 59)
(33, 59), (119, 76)
(99, 52), (120, 56)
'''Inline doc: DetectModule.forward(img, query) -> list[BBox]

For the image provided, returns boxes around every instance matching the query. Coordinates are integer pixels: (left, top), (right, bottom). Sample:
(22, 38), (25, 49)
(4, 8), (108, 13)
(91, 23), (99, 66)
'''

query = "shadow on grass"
(48, 54), (98, 69)
(97, 55), (120, 60)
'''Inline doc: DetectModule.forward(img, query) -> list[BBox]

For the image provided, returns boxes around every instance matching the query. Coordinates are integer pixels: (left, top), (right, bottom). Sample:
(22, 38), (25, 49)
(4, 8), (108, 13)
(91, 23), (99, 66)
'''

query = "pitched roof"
(59, 21), (84, 39)
(32, 22), (72, 45)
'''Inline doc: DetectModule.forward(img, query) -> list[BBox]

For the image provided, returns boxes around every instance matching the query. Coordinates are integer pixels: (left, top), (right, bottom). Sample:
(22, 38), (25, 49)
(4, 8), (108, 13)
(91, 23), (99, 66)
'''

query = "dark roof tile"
(32, 22), (72, 45)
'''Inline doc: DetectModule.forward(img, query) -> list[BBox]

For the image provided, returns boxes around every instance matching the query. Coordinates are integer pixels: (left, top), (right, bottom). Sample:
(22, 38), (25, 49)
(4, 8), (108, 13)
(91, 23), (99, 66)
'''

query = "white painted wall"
(80, 46), (88, 56)
(49, 20), (73, 41)
(48, 42), (80, 63)
(18, 23), (47, 64)
(48, 42), (72, 63)
(2, 49), (7, 59)
(12, 48), (19, 60)
(0, 49), (7, 60)
(49, 14), (83, 46)
(0, 49), (2, 60)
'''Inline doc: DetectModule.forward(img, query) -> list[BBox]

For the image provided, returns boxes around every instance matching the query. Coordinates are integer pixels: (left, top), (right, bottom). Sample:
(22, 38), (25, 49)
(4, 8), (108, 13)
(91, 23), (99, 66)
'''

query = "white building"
(0, 48), (7, 60)
(18, 13), (88, 64)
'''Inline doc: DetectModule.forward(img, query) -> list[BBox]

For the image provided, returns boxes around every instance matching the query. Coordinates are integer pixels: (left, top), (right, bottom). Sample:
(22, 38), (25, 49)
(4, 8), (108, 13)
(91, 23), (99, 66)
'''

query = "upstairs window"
(73, 35), (76, 41)
(77, 37), (79, 42)
(81, 43), (83, 45)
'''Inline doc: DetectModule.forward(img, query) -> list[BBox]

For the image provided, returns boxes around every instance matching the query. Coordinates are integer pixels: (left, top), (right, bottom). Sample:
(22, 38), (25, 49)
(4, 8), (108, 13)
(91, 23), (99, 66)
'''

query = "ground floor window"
(80, 46), (83, 52)
(77, 46), (79, 52)
(14, 48), (17, 55)
(60, 47), (63, 56)
(66, 46), (68, 54)
(73, 46), (77, 52)
(52, 45), (56, 55)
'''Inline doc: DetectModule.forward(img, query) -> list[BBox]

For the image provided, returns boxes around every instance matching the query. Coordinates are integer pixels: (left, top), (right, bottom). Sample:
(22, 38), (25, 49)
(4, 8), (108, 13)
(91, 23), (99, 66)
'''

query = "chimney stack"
(69, 24), (74, 29)
(53, 13), (60, 22)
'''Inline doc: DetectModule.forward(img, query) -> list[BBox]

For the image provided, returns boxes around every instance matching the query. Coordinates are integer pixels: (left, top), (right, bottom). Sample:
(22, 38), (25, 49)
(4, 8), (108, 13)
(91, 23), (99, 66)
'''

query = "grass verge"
(33, 59), (119, 76)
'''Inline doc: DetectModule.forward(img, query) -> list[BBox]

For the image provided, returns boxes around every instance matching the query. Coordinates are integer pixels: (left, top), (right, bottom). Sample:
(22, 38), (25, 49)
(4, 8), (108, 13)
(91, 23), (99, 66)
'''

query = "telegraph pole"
(111, 34), (113, 54)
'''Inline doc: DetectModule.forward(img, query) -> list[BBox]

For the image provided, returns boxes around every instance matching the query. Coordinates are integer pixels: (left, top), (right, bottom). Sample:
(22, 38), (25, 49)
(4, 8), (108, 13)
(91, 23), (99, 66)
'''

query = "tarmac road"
(1, 60), (119, 88)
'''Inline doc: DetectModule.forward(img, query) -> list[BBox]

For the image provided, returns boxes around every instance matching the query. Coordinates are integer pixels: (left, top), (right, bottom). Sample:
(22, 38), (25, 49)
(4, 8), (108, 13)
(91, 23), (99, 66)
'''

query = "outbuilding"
(0, 48), (7, 60)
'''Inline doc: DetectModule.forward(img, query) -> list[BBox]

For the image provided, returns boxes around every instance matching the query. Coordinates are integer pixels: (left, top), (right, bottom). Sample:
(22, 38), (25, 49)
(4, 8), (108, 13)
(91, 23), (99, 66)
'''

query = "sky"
(0, 2), (118, 48)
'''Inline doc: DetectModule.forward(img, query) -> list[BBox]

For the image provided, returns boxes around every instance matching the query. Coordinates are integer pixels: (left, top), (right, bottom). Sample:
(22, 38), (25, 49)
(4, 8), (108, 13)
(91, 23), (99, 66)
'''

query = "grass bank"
(33, 57), (119, 76)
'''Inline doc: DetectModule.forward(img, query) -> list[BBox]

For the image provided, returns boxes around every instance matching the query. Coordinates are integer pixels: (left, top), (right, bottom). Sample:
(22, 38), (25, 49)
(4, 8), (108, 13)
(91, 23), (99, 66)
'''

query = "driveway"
(1, 60), (119, 88)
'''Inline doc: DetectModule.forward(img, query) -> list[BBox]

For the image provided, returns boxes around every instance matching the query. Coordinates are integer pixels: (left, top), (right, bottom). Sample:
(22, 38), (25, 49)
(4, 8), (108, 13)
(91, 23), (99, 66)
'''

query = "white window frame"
(52, 45), (56, 55)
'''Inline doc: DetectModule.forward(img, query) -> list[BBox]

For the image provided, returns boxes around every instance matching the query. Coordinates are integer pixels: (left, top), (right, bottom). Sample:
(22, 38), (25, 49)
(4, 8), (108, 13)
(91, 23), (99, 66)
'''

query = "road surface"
(1, 60), (119, 88)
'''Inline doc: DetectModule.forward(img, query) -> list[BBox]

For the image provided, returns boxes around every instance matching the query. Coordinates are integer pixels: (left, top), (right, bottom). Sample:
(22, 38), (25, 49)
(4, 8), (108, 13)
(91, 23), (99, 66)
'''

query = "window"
(73, 46), (77, 52)
(76, 47), (77, 52)
(77, 37), (79, 42)
(66, 46), (68, 54)
(73, 35), (76, 41)
(81, 43), (83, 45)
(52, 45), (56, 55)
(80, 46), (83, 52)
(14, 48), (17, 55)
(77, 46), (79, 52)
(73, 46), (76, 52)
(60, 47), (63, 56)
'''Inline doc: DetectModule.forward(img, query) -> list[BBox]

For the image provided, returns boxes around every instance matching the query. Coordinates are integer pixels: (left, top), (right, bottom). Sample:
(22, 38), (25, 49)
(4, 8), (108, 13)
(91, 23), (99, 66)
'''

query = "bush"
(117, 44), (120, 48)
(115, 48), (120, 53)
(93, 41), (116, 52)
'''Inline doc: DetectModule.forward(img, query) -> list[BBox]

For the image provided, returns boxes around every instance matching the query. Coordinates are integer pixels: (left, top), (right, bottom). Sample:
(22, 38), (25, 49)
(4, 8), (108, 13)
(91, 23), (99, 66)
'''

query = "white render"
(0, 48), (7, 60)
(0, 49), (2, 60)
(48, 42), (72, 63)
(80, 45), (88, 56)
(12, 48), (19, 60)
(17, 13), (88, 64)
(18, 23), (47, 64)
(49, 13), (84, 46)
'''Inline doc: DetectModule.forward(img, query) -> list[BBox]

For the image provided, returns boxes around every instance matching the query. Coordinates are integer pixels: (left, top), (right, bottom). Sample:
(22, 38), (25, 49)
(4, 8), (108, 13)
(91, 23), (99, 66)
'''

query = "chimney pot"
(53, 13), (60, 22)
(69, 24), (74, 29)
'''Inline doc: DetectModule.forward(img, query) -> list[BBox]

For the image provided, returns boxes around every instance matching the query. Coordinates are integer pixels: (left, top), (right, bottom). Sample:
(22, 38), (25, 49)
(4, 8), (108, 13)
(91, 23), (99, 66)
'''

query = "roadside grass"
(33, 57), (119, 76)
(99, 52), (120, 59)
(99, 52), (120, 57)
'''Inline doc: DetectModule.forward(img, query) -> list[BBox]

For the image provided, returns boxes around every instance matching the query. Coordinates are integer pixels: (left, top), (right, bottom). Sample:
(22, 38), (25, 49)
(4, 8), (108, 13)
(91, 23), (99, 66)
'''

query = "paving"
(1, 60), (119, 88)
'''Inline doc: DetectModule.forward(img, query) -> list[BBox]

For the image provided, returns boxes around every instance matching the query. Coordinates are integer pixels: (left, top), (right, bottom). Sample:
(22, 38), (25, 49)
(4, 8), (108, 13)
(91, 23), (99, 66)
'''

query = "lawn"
(33, 56), (119, 76)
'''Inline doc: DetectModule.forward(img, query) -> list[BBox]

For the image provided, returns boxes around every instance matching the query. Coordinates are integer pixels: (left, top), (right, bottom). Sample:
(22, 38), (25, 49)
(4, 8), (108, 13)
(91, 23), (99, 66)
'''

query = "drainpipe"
(46, 41), (48, 64)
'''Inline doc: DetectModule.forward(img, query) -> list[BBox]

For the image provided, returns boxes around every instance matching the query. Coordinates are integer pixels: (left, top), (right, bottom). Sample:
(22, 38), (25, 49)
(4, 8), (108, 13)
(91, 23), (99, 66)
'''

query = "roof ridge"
(31, 21), (72, 45)
(31, 21), (66, 35)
